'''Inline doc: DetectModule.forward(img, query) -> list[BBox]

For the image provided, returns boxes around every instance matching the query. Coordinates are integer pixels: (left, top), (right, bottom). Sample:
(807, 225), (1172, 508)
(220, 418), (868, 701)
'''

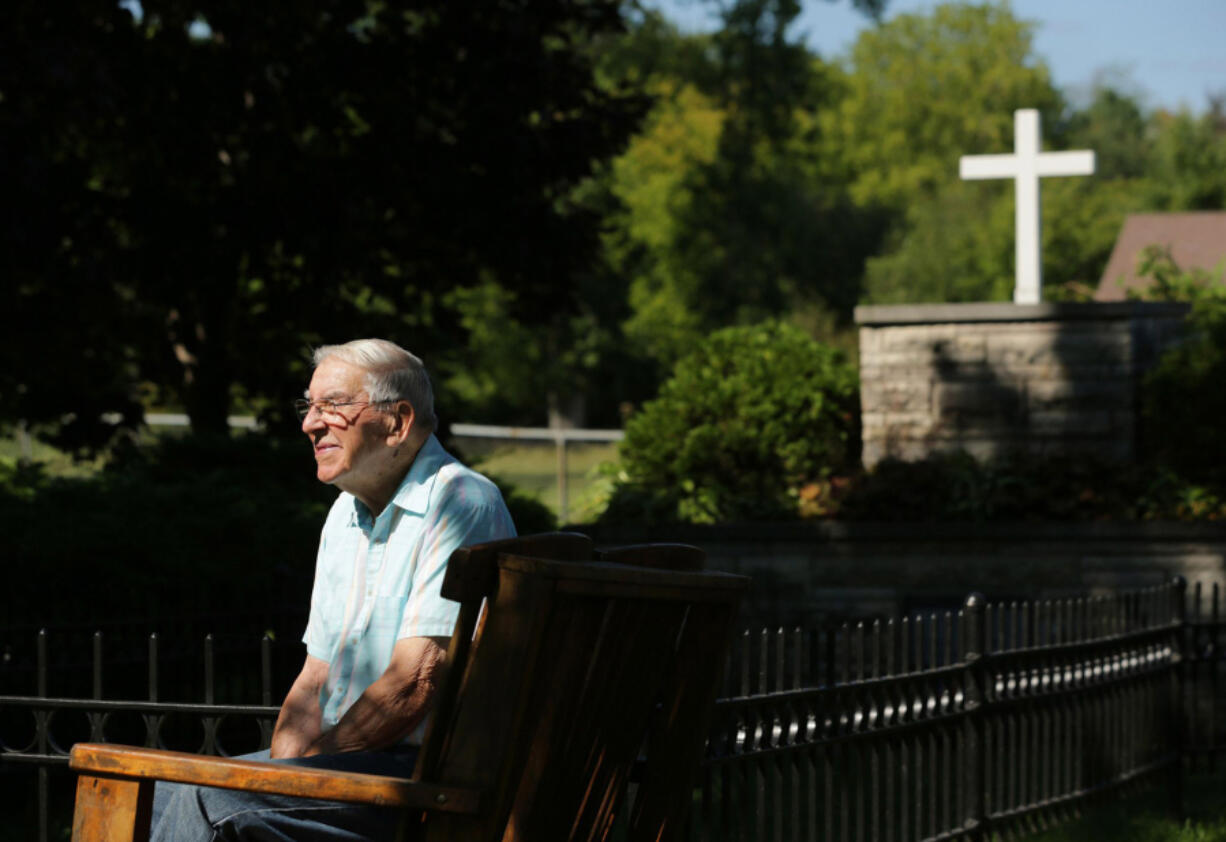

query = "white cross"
(960, 109), (1095, 304)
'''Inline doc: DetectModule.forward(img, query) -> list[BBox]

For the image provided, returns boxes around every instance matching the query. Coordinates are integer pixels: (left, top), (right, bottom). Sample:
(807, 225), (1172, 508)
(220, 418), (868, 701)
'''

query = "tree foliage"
(608, 80), (726, 362)
(836, 10), (1223, 306)
(1063, 80), (1152, 180)
(863, 177), (1147, 304)
(820, 2), (1061, 211)
(5, 0), (1223, 456)
(1144, 105), (1226, 211)
(0, 0), (644, 445)
(600, 3), (888, 369)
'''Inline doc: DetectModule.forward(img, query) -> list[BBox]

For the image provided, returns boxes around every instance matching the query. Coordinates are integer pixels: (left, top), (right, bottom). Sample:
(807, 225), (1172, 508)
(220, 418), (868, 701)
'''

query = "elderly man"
(153, 339), (516, 840)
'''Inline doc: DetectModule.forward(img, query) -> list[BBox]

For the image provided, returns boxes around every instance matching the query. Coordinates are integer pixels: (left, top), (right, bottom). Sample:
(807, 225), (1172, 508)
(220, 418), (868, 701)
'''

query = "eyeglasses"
(294, 398), (380, 423)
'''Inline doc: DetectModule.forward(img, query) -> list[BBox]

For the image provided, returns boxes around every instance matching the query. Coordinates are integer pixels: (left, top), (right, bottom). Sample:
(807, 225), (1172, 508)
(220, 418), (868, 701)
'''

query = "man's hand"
(303, 635), (449, 756)
(270, 655), (328, 759)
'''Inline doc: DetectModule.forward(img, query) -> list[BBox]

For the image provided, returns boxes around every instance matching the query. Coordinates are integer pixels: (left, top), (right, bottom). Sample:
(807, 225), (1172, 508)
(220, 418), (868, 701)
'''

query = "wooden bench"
(69, 533), (749, 841)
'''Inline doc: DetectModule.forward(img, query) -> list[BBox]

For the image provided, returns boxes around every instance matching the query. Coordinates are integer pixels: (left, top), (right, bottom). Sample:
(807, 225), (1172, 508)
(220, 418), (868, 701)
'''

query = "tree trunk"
(184, 345), (232, 436)
(174, 290), (233, 437)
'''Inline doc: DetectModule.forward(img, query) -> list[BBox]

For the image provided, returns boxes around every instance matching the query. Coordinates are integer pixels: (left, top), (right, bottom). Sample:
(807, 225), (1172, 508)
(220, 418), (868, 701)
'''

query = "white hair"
(312, 339), (437, 431)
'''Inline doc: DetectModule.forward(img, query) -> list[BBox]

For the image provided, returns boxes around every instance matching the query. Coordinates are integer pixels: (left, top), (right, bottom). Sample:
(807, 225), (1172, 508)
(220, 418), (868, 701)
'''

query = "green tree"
(0, 0), (644, 446)
(601, 1), (887, 368)
(839, 5), (1168, 305)
(821, 2), (1061, 211)
(1061, 79), (1152, 179)
(862, 182), (1014, 303)
(1144, 104), (1226, 210)
(609, 81), (726, 362)
(863, 176), (1146, 304)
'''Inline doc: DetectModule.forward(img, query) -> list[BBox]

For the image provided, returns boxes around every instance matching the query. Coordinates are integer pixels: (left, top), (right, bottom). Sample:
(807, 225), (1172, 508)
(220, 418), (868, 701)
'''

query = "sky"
(649, 0), (1226, 114)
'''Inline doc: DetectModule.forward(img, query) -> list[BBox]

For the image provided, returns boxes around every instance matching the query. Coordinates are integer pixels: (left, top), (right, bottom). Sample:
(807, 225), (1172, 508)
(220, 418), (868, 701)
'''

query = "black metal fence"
(0, 618), (300, 842)
(1, 579), (1222, 841)
(700, 578), (1224, 841)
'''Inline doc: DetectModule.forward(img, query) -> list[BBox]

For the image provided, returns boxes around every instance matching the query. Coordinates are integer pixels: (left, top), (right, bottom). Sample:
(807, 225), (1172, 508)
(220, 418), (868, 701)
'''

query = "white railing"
(15, 415), (621, 524)
(144, 412), (261, 429)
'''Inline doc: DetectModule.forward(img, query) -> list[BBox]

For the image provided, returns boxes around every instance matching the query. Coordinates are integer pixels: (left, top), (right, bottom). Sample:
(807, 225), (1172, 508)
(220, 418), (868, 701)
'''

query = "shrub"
(481, 473), (557, 534)
(834, 451), (1226, 523)
(1133, 246), (1226, 481)
(603, 321), (859, 523)
(0, 434), (333, 624)
(0, 432), (557, 625)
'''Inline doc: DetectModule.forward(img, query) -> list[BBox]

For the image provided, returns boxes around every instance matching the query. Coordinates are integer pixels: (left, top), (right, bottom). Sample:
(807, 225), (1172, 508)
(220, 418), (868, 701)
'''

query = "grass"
(1026, 772), (1226, 842)
(451, 436), (620, 524)
(0, 429), (109, 478)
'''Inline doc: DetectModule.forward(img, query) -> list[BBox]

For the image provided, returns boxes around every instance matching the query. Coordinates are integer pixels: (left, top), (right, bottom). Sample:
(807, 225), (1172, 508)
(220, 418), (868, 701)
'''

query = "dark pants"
(150, 746), (419, 841)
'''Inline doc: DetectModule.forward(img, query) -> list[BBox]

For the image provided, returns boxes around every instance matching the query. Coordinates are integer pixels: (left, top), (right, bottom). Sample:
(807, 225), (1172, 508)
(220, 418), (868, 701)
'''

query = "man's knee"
(151, 751), (269, 840)
(151, 782), (217, 842)
(150, 750), (416, 840)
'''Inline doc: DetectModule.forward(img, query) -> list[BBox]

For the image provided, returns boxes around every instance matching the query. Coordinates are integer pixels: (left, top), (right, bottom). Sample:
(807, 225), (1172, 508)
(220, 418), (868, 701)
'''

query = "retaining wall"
(580, 520), (1226, 625)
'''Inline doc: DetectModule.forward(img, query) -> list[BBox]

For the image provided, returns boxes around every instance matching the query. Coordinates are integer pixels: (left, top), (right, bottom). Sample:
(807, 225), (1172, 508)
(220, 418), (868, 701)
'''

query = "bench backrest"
(418, 538), (747, 841)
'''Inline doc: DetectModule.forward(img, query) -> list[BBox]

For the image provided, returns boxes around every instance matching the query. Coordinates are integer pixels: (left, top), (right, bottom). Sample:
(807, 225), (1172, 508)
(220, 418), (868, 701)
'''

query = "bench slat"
(69, 744), (482, 813)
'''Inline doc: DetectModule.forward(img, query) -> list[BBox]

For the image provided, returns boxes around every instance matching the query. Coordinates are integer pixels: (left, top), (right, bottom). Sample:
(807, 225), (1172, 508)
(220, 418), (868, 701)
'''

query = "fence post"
(555, 434), (569, 525)
(1170, 576), (1187, 821)
(37, 629), (48, 842)
(963, 593), (988, 841)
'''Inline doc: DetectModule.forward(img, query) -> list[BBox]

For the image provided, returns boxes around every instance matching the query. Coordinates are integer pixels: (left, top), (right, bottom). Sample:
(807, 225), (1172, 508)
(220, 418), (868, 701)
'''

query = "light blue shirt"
(302, 434), (515, 736)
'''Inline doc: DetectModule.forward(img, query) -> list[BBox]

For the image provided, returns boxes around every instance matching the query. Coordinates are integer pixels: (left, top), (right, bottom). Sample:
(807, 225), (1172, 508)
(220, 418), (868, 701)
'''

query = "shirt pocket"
(370, 594), (410, 641)
(305, 572), (349, 658)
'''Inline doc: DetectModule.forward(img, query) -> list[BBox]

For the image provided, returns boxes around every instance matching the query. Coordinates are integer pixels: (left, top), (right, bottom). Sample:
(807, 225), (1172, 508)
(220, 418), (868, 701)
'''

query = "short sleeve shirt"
(302, 434), (516, 734)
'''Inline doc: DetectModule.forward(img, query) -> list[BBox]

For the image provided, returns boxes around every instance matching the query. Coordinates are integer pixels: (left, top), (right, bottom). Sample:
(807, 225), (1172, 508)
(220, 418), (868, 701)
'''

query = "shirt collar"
(390, 434), (449, 516)
(345, 434), (449, 527)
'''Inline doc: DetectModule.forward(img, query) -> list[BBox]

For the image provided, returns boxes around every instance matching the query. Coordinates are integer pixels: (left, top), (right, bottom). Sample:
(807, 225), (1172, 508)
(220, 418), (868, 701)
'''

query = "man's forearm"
(303, 668), (437, 755)
(303, 636), (448, 756)
(272, 703), (324, 758)
(271, 667), (326, 759)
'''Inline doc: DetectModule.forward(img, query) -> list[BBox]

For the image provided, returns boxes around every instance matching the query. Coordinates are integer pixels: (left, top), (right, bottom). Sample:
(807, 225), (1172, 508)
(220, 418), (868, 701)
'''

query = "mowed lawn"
(1026, 772), (1226, 842)
(0, 432), (110, 478)
(450, 436), (620, 524)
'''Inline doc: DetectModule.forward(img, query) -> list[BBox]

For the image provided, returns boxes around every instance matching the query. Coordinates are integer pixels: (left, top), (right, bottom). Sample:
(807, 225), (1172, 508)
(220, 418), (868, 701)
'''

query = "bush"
(0, 432), (557, 626)
(481, 473), (558, 534)
(1134, 246), (1226, 481)
(1144, 315), (1226, 480)
(834, 451), (1226, 523)
(603, 321), (859, 523)
(0, 434), (332, 624)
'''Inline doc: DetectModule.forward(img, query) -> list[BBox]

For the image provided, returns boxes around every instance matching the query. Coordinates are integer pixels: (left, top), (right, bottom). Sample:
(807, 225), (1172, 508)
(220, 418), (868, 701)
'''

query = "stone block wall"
(581, 521), (1226, 626)
(855, 302), (1189, 468)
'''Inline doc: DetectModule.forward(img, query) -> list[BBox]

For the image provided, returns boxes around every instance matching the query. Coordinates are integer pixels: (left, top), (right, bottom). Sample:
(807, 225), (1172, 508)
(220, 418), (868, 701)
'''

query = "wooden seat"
(69, 532), (748, 841)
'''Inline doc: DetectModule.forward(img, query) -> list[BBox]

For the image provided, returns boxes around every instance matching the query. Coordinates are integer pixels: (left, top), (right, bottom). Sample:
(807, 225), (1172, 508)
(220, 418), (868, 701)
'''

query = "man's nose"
(301, 408), (325, 434)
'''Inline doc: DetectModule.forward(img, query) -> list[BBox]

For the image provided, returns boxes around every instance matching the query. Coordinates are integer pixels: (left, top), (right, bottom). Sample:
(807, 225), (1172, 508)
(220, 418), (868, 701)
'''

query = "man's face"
(302, 358), (391, 491)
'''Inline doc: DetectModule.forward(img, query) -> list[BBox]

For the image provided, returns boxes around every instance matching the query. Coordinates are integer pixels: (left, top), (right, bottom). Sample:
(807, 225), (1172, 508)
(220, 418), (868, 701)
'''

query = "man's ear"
(387, 401), (416, 445)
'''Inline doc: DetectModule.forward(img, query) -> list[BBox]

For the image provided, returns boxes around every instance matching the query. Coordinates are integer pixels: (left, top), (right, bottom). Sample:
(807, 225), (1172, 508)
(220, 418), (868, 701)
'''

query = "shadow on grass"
(1028, 772), (1226, 842)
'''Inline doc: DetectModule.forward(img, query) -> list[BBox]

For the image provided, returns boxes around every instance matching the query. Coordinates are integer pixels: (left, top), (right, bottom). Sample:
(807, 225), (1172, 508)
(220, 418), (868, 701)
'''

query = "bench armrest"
(69, 744), (482, 813)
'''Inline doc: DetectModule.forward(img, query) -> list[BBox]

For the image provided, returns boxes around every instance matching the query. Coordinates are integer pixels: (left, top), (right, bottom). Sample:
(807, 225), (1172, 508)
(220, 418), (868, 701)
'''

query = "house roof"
(1094, 212), (1226, 301)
